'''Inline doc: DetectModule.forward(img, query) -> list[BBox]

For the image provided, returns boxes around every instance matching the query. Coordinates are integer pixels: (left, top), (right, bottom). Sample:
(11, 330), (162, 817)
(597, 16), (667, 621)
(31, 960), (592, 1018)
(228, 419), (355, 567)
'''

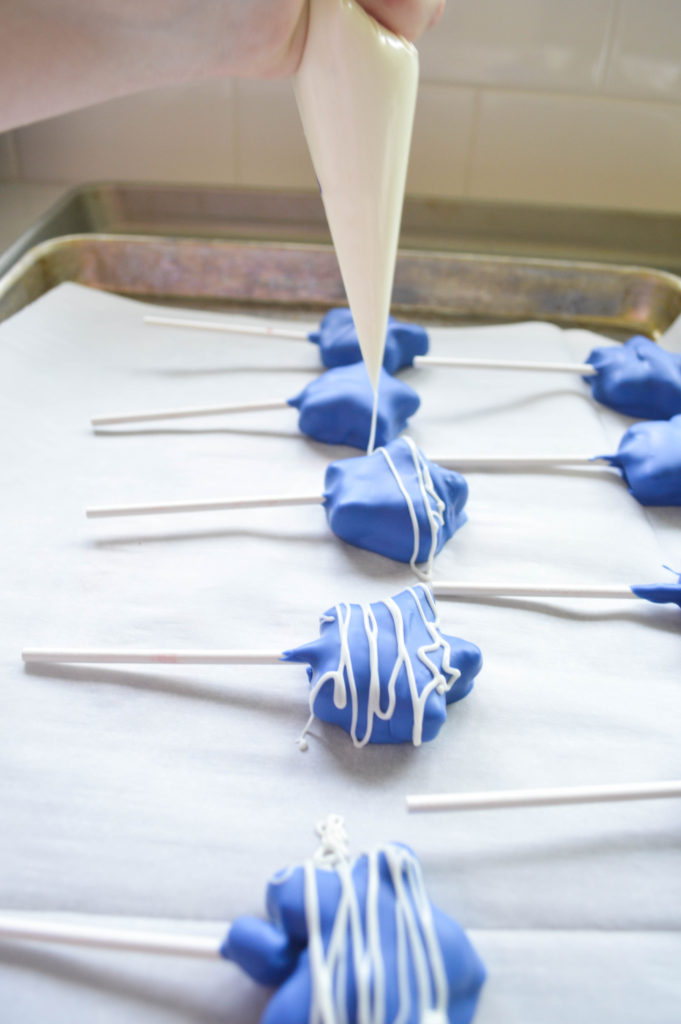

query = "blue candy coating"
(282, 585), (482, 745)
(599, 414), (681, 506)
(585, 336), (681, 420)
(323, 438), (468, 564)
(287, 363), (420, 449)
(631, 569), (681, 609)
(308, 307), (429, 374)
(221, 842), (485, 1024)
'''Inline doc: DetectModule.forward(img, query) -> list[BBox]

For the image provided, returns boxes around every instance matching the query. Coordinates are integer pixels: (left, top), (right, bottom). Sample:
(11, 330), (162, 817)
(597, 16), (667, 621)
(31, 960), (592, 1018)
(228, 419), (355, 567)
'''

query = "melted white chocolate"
(379, 437), (446, 581)
(300, 586), (460, 749)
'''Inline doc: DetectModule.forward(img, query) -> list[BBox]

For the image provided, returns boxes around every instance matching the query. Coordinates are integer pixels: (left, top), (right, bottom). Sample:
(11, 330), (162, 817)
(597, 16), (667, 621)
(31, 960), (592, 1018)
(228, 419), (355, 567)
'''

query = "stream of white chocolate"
(379, 438), (447, 581)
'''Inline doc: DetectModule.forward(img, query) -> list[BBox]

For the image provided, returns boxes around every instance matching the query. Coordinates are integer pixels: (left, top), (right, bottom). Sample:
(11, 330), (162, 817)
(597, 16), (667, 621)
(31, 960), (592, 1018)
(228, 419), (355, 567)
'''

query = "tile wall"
(1, 0), (680, 213)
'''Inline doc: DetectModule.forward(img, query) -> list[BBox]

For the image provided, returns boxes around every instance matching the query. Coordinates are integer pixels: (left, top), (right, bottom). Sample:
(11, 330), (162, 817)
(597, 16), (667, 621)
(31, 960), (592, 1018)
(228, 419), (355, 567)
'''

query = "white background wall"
(1, 0), (680, 212)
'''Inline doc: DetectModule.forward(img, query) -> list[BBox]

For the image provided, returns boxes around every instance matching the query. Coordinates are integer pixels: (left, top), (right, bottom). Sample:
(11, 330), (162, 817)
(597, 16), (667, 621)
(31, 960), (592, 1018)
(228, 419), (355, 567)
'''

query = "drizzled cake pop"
(225, 815), (486, 1024)
(93, 363), (420, 452)
(585, 335), (681, 420)
(325, 438), (468, 573)
(87, 437), (470, 577)
(598, 414), (681, 506)
(284, 585), (481, 748)
(0, 816), (486, 1024)
(23, 586), (482, 749)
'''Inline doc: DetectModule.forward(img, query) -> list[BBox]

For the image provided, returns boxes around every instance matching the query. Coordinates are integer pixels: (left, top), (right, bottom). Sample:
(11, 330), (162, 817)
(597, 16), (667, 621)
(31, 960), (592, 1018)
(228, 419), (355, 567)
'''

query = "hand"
(0, 0), (446, 131)
(359, 0), (446, 40)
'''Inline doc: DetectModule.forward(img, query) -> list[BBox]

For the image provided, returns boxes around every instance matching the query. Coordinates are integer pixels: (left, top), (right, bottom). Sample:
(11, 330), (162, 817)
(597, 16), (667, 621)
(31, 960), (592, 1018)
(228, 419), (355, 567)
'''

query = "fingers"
(358, 0), (446, 41)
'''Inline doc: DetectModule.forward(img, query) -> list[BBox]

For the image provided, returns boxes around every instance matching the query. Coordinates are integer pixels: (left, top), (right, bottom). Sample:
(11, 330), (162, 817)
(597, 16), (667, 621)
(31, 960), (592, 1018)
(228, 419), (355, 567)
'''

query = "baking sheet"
(0, 282), (679, 1022)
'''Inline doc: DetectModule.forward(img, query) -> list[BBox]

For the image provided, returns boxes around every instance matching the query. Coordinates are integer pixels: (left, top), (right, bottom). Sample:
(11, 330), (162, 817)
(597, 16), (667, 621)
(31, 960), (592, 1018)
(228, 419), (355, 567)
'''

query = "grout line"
(231, 80), (241, 186)
(430, 82), (681, 112)
(461, 88), (481, 197)
(596, 0), (623, 92)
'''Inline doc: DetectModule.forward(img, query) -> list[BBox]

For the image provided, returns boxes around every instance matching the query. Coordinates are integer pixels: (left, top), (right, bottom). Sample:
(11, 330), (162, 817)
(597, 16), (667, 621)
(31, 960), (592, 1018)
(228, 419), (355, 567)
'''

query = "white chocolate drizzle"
(298, 586), (460, 750)
(378, 437), (446, 581)
(283, 815), (450, 1024)
(367, 389), (379, 455)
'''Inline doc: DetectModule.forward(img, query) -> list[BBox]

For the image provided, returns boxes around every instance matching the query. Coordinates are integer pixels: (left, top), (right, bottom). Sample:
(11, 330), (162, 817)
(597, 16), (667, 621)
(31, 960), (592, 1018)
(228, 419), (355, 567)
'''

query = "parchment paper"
(0, 283), (679, 1022)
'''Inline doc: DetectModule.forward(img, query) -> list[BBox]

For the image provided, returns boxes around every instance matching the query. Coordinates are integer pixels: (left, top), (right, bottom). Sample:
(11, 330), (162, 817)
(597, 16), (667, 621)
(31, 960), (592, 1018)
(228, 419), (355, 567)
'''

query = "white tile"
(469, 90), (681, 212)
(0, 133), (18, 180)
(418, 0), (616, 91)
(607, 0), (681, 99)
(235, 79), (316, 190)
(406, 84), (475, 197)
(14, 81), (237, 185)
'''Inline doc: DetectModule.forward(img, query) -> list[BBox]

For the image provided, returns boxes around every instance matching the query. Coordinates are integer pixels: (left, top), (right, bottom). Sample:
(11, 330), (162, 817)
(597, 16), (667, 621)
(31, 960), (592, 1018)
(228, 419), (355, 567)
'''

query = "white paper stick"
(0, 913), (225, 958)
(92, 398), (290, 428)
(86, 493), (324, 519)
(144, 314), (309, 341)
(406, 779), (681, 813)
(22, 649), (284, 665)
(143, 315), (599, 376)
(414, 355), (596, 375)
(429, 455), (604, 469)
(431, 582), (636, 599)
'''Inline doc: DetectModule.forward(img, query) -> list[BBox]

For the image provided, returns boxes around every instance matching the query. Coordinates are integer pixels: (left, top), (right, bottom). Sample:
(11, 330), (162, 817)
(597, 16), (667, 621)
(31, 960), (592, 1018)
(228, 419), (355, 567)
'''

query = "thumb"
(358, 0), (446, 41)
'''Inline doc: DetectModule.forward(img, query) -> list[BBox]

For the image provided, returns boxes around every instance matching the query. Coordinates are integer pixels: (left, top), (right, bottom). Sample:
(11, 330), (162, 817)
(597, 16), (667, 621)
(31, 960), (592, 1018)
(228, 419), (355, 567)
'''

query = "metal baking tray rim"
(2, 232), (680, 339)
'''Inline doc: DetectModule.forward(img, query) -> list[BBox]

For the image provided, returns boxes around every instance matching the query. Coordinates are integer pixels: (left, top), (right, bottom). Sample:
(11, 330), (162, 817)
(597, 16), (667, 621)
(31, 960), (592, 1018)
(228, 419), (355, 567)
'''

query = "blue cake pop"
(284, 585), (482, 748)
(631, 567), (681, 608)
(324, 437), (468, 574)
(222, 815), (486, 1024)
(598, 414), (681, 506)
(308, 307), (429, 374)
(288, 362), (419, 449)
(585, 336), (681, 420)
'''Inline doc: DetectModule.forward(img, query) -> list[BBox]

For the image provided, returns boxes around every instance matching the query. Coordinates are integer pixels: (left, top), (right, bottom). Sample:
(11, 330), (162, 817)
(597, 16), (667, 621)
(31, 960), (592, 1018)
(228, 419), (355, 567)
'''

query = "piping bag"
(294, 0), (419, 448)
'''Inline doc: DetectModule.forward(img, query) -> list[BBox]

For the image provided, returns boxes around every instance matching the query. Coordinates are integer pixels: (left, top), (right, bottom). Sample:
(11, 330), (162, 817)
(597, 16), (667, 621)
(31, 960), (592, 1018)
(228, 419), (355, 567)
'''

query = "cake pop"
(23, 586), (482, 750)
(431, 415), (681, 508)
(92, 363), (420, 452)
(86, 438), (470, 577)
(598, 414), (681, 506)
(585, 335), (681, 420)
(309, 306), (428, 373)
(0, 816), (486, 1024)
(224, 815), (486, 1024)
(284, 585), (481, 748)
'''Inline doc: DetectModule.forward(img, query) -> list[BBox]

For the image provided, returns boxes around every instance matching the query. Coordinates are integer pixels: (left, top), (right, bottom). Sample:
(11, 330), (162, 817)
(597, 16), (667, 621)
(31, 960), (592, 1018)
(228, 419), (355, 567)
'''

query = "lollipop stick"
(406, 779), (681, 813)
(92, 398), (290, 428)
(431, 582), (637, 599)
(429, 455), (604, 469)
(22, 649), (284, 665)
(86, 493), (324, 519)
(0, 913), (226, 958)
(414, 356), (597, 375)
(144, 314), (309, 341)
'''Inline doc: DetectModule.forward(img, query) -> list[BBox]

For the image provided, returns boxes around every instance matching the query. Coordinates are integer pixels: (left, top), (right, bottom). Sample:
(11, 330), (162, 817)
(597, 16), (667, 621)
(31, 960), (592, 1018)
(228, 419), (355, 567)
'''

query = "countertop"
(0, 183), (67, 255)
